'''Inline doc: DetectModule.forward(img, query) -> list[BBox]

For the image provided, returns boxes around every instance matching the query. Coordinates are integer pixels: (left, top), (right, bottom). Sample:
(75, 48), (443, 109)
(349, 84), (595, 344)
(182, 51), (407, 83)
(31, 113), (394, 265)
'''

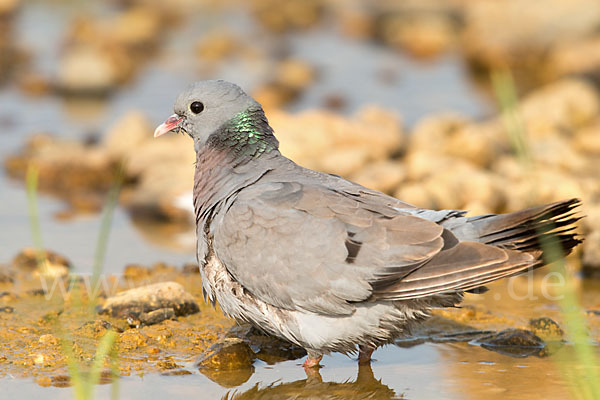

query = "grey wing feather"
(213, 180), (445, 316)
(208, 161), (580, 316)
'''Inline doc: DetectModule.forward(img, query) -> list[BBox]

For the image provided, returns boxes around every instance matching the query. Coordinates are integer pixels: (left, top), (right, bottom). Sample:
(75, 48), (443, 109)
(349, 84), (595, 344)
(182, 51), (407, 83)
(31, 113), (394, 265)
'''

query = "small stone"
(529, 317), (564, 341)
(160, 369), (192, 376)
(573, 122), (600, 155)
(197, 338), (255, 370)
(461, 0), (600, 77)
(196, 30), (239, 62)
(50, 375), (71, 388)
(338, 6), (374, 39)
(156, 358), (180, 370)
(320, 147), (371, 177)
(0, 306), (14, 313)
(350, 161), (405, 194)
(251, 0), (324, 32)
(118, 329), (148, 350)
(582, 230), (600, 272)
(98, 281), (199, 318)
(0, 268), (13, 283)
(0, 0), (20, 16)
(378, 13), (457, 59)
(477, 329), (546, 358)
(39, 334), (60, 346)
(228, 325), (306, 365)
(275, 59), (315, 91)
(109, 7), (162, 48)
(122, 264), (151, 281)
(545, 36), (600, 81)
(103, 111), (153, 162)
(76, 320), (114, 338)
(35, 376), (52, 387)
(394, 183), (435, 209)
(56, 46), (119, 95)
(0, 291), (17, 302)
(182, 263), (199, 274)
(196, 338), (255, 387)
(11, 248), (71, 278)
(139, 308), (175, 326)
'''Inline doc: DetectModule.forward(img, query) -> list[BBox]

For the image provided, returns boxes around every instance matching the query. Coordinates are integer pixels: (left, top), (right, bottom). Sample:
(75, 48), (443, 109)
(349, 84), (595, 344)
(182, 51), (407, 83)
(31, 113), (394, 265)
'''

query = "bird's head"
(154, 80), (262, 147)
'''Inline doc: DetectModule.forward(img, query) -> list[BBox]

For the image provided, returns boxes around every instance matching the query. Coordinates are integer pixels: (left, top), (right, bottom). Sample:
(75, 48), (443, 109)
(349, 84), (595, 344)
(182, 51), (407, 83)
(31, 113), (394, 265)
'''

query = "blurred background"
(1, 0), (599, 274)
(1, 0), (600, 398)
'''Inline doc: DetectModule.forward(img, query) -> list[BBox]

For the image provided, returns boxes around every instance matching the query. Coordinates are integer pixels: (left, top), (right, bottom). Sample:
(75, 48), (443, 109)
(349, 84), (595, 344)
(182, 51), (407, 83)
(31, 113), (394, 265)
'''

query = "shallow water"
(1, 337), (595, 400)
(2, 2), (597, 400)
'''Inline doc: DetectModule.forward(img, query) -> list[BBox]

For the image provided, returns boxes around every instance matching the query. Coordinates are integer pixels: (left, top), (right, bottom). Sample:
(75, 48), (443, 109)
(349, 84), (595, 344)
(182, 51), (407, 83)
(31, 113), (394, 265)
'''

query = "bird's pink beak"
(154, 114), (183, 138)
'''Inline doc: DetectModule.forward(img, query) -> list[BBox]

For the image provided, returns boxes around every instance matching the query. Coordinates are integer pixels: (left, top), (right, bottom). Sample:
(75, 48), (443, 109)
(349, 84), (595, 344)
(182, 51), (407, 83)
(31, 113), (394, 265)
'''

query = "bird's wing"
(213, 180), (534, 315)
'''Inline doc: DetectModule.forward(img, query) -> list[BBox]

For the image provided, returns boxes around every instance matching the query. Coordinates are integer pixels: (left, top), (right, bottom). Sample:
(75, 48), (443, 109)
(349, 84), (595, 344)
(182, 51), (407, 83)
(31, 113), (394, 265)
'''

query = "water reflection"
(223, 364), (401, 400)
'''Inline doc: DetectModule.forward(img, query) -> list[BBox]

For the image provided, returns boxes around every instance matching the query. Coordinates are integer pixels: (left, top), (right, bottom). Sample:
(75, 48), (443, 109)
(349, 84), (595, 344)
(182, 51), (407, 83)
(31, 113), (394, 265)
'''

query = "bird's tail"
(467, 198), (582, 263)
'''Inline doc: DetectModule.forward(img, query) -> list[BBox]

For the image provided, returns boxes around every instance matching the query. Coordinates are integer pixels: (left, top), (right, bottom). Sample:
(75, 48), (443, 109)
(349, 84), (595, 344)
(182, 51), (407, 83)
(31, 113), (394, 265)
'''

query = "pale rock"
(104, 111), (154, 161)
(582, 205), (600, 235)
(545, 36), (600, 80)
(394, 183), (435, 209)
(271, 107), (403, 176)
(350, 161), (405, 194)
(404, 151), (472, 182)
(519, 79), (600, 138)
(462, 0), (600, 70)
(0, 0), (19, 15)
(409, 113), (469, 154)
(125, 136), (194, 178)
(98, 281), (199, 318)
(275, 59), (315, 91)
(353, 105), (404, 158)
(320, 147), (370, 177)
(57, 46), (118, 94)
(463, 200), (494, 217)
(530, 136), (587, 173)
(444, 121), (507, 167)
(271, 110), (335, 169)
(108, 7), (162, 48)
(573, 122), (600, 155)
(582, 230), (600, 270)
(196, 30), (240, 62)
(381, 14), (456, 59)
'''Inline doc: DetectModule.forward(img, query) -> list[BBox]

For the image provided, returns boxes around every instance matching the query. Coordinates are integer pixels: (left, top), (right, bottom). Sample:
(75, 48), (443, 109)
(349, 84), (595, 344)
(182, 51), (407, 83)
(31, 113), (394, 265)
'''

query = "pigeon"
(154, 80), (581, 368)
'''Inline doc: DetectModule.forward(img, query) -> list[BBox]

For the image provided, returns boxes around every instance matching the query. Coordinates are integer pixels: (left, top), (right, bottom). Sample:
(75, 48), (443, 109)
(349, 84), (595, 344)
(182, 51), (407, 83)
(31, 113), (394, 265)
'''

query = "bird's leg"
(302, 351), (323, 369)
(358, 345), (375, 365)
(303, 364), (323, 382)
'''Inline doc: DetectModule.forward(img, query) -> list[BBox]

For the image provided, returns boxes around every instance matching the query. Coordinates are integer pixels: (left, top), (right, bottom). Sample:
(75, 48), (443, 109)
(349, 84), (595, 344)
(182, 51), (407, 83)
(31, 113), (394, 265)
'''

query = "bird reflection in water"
(221, 364), (401, 400)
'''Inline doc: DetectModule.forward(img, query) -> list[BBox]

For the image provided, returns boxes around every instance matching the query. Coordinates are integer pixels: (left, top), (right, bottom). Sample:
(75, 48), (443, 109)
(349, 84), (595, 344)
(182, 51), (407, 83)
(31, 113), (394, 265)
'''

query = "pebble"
(98, 281), (199, 319)
(11, 248), (71, 278)
(196, 338), (255, 387)
(56, 46), (119, 95)
(529, 317), (564, 341)
(476, 329), (546, 358)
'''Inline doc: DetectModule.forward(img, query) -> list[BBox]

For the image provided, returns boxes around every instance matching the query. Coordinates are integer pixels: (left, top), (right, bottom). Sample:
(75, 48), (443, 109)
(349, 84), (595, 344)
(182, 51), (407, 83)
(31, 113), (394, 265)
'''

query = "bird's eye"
(190, 101), (204, 114)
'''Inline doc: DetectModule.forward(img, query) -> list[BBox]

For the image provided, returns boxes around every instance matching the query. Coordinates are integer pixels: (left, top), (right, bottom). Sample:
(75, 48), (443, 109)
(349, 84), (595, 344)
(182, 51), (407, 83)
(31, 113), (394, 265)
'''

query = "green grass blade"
(26, 164), (48, 274)
(490, 69), (532, 165)
(88, 330), (118, 393)
(90, 168), (123, 300)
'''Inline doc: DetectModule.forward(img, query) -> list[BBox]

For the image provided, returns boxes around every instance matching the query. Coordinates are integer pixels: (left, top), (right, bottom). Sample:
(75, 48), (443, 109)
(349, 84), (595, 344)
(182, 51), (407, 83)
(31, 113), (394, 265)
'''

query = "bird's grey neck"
(192, 142), (278, 222)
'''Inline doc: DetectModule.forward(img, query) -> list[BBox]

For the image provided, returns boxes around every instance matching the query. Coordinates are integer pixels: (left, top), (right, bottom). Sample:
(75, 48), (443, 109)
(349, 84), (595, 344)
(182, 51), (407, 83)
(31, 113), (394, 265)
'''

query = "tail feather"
(373, 199), (583, 301)
(469, 198), (582, 261)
